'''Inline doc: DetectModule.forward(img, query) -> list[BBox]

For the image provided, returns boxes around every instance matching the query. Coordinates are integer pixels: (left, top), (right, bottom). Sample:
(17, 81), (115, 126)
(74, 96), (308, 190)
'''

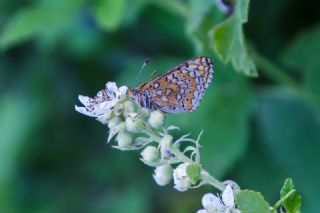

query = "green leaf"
(283, 25), (320, 110)
(186, 164), (201, 183)
(92, 0), (127, 31)
(236, 190), (271, 213)
(0, 8), (47, 49)
(187, 1), (223, 54)
(210, 0), (257, 76)
(0, 1), (84, 50)
(256, 92), (320, 212)
(280, 178), (302, 213)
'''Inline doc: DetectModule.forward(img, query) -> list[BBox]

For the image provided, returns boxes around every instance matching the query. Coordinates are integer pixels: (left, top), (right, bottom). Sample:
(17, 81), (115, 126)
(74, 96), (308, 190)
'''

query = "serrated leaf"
(280, 179), (302, 213)
(210, 0), (257, 76)
(236, 190), (270, 213)
(92, 0), (127, 31)
(186, 164), (201, 183)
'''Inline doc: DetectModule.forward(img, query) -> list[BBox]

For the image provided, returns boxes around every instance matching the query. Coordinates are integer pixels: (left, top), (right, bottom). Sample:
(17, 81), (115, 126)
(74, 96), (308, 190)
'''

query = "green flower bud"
(153, 164), (173, 186)
(123, 101), (135, 113)
(113, 103), (124, 116)
(148, 110), (164, 129)
(125, 113), (143, 132)
(117, 131), (133, 148)
(141, 146), (159, 162)
(108, 116), (122, 129)
(96, 110), (113, 124)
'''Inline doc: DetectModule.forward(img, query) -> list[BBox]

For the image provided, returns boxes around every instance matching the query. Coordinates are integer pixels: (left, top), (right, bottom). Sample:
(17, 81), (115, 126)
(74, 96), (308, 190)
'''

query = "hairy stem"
(201, 170), (226, 191)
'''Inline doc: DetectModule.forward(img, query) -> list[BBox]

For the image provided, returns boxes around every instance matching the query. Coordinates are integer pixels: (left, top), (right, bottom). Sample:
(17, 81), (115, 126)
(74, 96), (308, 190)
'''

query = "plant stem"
(250, 48), (301, 91)
(168, 143), (226, 191)
(168, 143), (194, 164)
(273, 189), (296, 210)
(250, 47), (317, 109)
(201, 170), (226, 191)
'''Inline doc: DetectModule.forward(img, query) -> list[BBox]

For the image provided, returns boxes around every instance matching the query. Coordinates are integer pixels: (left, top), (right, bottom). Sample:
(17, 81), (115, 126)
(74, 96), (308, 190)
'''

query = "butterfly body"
(128, 56), (213, 113)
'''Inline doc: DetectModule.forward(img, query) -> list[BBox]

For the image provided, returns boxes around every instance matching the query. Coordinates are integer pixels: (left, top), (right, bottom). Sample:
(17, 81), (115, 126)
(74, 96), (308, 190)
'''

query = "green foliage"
(210, 0), (257, 76)
(0, 0), (84, 50)
(283, 25), (320, 110)
(92, 0), (127, 31)
(280, 179), (302, 213)
(236, 190), (270, 213)
(0, 0), (319, 212)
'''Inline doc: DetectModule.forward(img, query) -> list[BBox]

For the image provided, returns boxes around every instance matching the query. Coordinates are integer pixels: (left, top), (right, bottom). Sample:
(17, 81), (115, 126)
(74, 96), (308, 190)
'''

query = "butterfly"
(128, 56), (213, 113)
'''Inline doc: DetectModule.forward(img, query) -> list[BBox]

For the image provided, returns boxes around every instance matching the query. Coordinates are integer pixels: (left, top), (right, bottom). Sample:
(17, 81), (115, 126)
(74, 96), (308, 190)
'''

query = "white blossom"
(197, 185), (240, 213)
(173, 163), (192, 192)
(75, 82), (127, 118)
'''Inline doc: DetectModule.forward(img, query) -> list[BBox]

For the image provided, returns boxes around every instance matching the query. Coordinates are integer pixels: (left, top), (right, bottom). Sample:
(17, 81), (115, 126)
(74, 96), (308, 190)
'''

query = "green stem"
(273, 189), (296, 210)
(250, 47), (317, 109)
(168, 143), (194, 164)
(250, 48), (301, 91)
(201, 170), (226, 191)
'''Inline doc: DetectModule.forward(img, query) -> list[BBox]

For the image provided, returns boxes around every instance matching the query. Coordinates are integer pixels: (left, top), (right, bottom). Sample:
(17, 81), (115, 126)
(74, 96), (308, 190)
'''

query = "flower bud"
(153, 164), (173, 186)
(113, 103), (124, 116)
(116, 131), (133, 148)
(159, 135), (173, 159)
(140, 107), (149, 117)
(141, 146), (159, 162)
(173, 163), (192, 192)
(123, 101), (135, 113)
(125, 113), (141, 132)
(108, 116), (122, 129)
(96, 110), (113, 124)
(148, 110), (164, 128)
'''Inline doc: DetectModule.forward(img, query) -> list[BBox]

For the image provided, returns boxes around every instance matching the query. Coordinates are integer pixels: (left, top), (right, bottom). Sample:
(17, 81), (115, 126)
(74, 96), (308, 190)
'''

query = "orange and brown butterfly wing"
(136, 56), (213, 113)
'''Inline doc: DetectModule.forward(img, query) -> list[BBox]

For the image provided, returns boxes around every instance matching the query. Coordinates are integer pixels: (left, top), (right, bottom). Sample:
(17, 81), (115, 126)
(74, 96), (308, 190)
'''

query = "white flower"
(222, 185), (235, 209)
(75, 82), (127, 118)
(197, 185), (241, 213)
(201, 193), (224, 212)
(141, 146), (159, 162)
(153, 164), (173, 186)
(173, 163), (192, 192)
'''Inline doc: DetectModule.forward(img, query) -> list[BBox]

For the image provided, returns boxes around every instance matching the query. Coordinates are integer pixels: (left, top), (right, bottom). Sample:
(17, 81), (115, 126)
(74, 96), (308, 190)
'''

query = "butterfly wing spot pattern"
(128, 56), (214, 113)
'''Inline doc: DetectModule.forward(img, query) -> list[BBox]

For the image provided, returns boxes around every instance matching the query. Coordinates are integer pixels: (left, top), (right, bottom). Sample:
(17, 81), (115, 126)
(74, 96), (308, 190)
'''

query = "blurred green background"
(1, 0), (320, 212)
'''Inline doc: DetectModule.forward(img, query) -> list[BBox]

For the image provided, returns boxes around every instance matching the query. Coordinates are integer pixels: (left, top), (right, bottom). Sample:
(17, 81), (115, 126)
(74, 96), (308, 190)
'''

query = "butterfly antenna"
(133, 58), (149, 88)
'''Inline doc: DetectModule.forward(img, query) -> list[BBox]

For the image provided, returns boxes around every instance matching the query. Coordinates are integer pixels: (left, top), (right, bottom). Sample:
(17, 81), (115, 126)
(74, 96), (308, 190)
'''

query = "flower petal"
(201, 193), (224, 211)
(75, 105), (98, 117)
(222, 185), (235, 208)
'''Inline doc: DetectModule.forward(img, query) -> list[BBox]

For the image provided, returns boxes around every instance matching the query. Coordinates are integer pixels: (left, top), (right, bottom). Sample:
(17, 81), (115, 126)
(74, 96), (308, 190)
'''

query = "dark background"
(1, 0), (320, 212)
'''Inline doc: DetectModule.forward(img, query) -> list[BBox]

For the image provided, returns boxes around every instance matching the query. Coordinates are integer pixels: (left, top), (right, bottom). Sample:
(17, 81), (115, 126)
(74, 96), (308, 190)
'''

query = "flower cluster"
(197, 185), (240, 213)
(75, 81), (239, 212)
